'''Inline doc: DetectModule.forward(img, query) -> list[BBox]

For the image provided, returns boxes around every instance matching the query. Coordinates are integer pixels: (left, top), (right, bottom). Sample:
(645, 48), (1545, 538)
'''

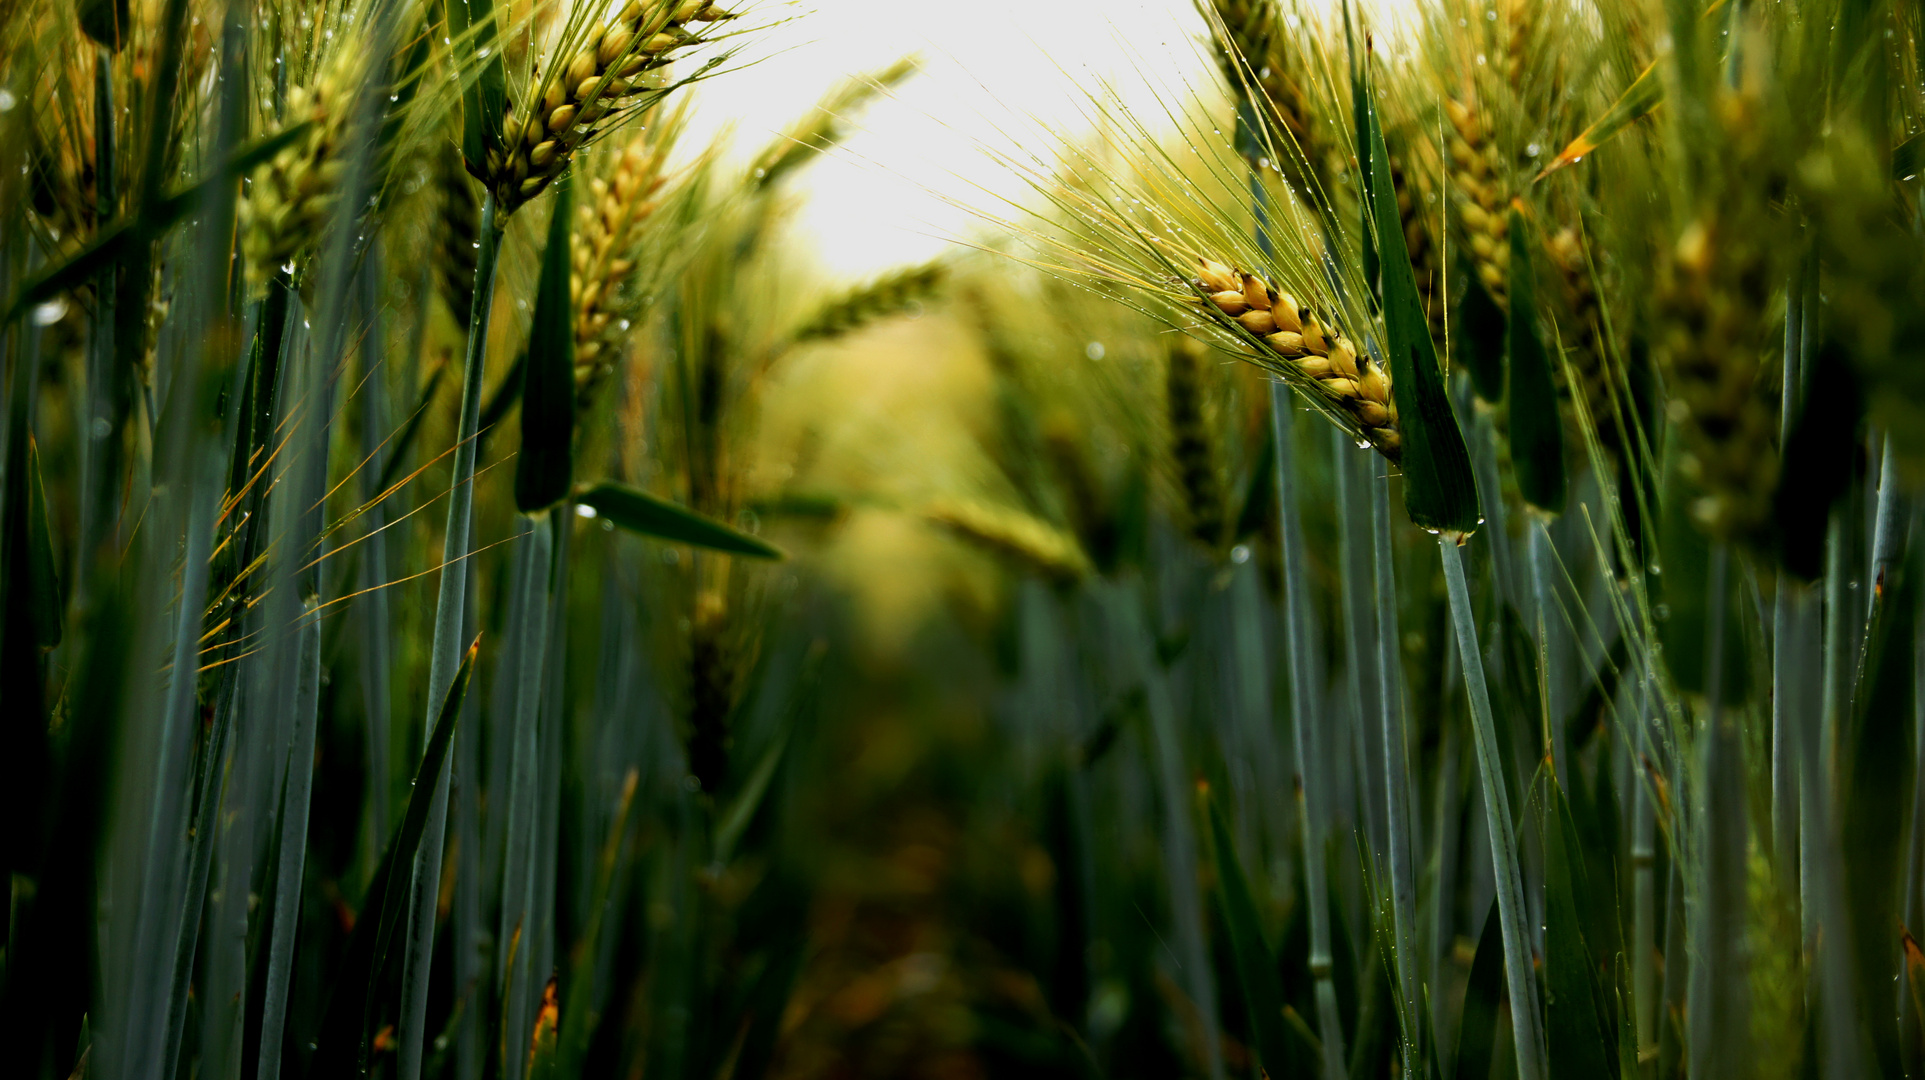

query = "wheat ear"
(1192, 257), (1401, 461)
(435, 145), (484, 321)
(1445, 96), (1511, 307)
(925, 498), (1093, 584)
(571, 131), (669, 402)
(243, 67), (355, 287)
(1653, 216), (1778, 539)
(486, 0), (730, 215)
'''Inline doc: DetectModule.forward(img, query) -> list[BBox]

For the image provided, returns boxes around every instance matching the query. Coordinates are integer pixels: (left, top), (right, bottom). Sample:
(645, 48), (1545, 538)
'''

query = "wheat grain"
(1445, 96), (1511, 308)
(571, 129), (669, 403)
(1192, 257), (1401, 462)
(485, 0), (731, 216)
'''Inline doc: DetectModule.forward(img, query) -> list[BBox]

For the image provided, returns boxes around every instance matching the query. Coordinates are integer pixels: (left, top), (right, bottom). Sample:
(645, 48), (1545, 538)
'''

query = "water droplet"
(0, 89), (15, 111)
(1231, 544), (1251, 564)
(32, 298), (68, 325)
(1085, 341), (1106, 361)
(576, 503), (598, 519)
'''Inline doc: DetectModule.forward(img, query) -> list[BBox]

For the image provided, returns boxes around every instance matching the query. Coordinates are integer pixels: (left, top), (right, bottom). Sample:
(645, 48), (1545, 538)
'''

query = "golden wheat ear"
(486, 0), (737, 215)
(1191, 257), (1400, 462)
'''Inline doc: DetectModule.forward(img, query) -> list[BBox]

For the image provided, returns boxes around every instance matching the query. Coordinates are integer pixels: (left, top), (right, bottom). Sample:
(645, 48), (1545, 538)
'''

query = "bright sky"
(678, 0), (1214, 280)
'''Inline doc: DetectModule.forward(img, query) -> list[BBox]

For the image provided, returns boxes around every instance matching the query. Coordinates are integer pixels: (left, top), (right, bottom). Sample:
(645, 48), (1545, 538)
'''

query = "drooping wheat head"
(482, 0), (737, 218)
(791, 261), (946, 344)
(1192, 256), (1399, 460)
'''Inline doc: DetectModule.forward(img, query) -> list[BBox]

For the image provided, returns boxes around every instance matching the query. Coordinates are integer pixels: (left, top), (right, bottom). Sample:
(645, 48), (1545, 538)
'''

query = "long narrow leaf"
(577, 482), (785, 559)
(1364, 76), (1480, 536)
(309, 637), (479, 1078)
(515, 176), (576, 513)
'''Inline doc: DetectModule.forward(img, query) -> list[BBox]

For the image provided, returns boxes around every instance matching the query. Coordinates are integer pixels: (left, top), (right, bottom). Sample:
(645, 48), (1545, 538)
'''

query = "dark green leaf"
(1773, 341), (1863, 580)
(1656, 449), (1749, 703)
(1203, 790), (1293, 1077)
(309, 638), (478, 1078)
(1459, 264), (1507, 402)
(1840, 557), (1916, 1074)
(26, 437), (62, 648)
(515, 175), (577, 512)
(1539, 777), (1616, 1080)
(1363, 75), (1481, 536)
(1506, 209), (1566, 514)
(577, 482), (785, 559)
(1454, 900), (1505, 1080)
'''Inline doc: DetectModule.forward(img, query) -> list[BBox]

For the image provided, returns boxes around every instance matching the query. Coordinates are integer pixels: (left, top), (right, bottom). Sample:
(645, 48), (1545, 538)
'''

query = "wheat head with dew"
(978, 73), (1401, 467)
(570, 100), (688, 405)
(478, 0), (741, 219)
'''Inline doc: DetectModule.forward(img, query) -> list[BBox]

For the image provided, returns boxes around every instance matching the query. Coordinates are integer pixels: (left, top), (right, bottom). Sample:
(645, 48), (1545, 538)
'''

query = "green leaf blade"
(309, 637), (478, 1077)
(578, 482), (785, 559)
(515, 175), (577, 513)
(1506, 210), (1567, 515)
(1204, 791), (1292, 1077)
(1364, 76), (1481, 536)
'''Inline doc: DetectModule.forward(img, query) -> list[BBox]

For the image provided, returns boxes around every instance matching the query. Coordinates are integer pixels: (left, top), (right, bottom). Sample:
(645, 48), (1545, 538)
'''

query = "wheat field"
(2, 0), (1923, 1077)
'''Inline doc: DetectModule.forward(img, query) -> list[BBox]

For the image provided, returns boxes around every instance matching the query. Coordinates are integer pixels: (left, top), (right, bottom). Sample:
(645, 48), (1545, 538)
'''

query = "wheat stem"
(1440, 534), (1549, 1080)
(398, 190), (501, 1080)
(1272, 382), (1349, 1080)
(1371, 464), (1423, 1075)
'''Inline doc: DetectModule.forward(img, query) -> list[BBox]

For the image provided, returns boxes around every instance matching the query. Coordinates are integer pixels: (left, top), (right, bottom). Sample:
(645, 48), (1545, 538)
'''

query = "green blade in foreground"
(308, 638), (478, 1079)
(514, 174), (577, 513)
(25, 436), (62, 647)
(1364, 76), (1481, 537)
(577, 482), (785, 559)
(1454, 900), (1505, 1080)
(1539, 777), (1617, 1080)
(1506, 209), (1566, 514)
(1203, 789), (1293, 1078)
